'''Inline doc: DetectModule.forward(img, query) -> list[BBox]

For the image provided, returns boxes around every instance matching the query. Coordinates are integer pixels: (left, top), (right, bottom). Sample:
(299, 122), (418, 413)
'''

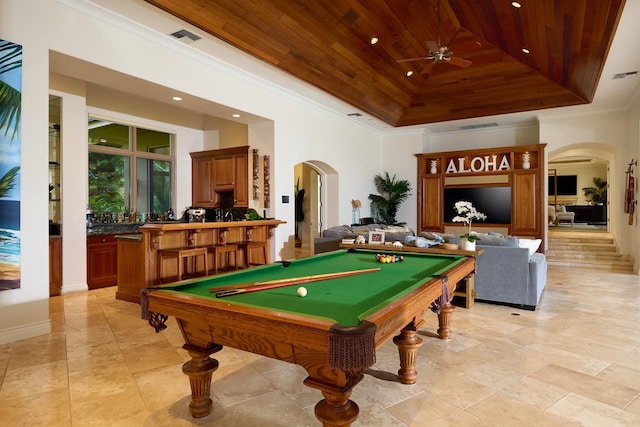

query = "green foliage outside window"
(88, 152), (128, 213)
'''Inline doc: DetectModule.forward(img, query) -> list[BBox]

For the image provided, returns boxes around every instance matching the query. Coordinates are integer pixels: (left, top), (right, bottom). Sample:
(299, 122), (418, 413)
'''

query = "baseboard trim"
(61, 283), (89, 294)
(0, 320), (52, 345)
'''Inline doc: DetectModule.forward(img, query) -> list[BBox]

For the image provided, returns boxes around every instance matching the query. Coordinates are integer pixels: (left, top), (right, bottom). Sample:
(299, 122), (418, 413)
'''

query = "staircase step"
(547, 259), (634, 272)
(549, 243), (618, 252)
(546, 251), (631, 261)
(549, 234), (614, 244)
(546, 230), (634, 272)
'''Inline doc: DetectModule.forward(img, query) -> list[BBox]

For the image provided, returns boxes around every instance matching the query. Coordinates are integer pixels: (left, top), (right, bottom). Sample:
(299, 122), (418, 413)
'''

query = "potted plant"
(582, 177), (607, 205)
(368, 172), (411, 226)
(452, 201), (486, 251)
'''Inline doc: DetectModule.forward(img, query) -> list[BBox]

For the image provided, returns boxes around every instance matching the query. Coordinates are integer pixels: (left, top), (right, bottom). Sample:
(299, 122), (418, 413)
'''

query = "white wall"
(626, 97), (640, 272)
(2, 0), (639, 344)
(540, 110), (635, 267)
(0, 0), (383, 342)
(381, 130), (425, 229)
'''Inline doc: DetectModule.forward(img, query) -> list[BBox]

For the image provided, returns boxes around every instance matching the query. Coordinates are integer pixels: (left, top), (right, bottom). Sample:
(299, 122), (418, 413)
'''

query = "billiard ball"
(297, 287), (308, 297)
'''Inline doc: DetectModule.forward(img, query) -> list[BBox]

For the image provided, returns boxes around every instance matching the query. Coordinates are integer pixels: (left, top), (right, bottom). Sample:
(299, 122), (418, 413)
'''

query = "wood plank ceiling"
(144, 0), (625, 127)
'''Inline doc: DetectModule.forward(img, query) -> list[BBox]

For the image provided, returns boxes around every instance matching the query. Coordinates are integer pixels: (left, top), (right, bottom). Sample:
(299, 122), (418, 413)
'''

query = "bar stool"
(208, 244), (240, 274)
(158, 247), (208, 284)
(237, 241), (268, 268)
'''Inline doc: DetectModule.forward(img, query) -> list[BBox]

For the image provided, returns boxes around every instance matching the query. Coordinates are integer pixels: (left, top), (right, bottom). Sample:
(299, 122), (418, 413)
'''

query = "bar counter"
(116, 219), (285, 303)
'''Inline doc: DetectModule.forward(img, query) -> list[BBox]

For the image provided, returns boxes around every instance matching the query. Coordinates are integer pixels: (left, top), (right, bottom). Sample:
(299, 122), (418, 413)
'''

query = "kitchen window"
(88, 117), (174, 217)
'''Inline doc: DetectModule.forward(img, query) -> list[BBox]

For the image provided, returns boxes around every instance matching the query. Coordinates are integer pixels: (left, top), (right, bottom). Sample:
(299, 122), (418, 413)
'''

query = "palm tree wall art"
(0, 39), (22, 291)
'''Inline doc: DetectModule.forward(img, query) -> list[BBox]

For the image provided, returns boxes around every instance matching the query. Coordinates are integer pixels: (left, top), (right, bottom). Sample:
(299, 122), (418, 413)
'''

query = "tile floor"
(1, 265), (640, 426)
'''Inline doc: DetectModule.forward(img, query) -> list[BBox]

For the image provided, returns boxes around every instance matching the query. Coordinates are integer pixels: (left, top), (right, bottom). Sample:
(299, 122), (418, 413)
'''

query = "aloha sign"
(444, 154), (511, 174)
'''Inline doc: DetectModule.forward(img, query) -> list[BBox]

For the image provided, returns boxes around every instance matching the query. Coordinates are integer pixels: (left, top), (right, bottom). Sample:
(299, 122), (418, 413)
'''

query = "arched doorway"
(547, 144), (613, 233)
(293, 161), (338, 259)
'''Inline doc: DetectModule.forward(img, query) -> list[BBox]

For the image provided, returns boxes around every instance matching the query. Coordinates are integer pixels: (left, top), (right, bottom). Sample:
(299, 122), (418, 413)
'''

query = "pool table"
(141, 248), (476, 426)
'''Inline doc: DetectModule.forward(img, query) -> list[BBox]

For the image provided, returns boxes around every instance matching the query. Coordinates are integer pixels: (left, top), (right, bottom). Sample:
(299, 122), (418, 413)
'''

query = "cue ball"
(297, 287), (308, 297)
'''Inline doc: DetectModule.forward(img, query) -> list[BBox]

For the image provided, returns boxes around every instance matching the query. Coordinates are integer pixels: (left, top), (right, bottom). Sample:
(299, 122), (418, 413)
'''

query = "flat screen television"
(548, 175), (577, 195)
(443, 186), (512, 224)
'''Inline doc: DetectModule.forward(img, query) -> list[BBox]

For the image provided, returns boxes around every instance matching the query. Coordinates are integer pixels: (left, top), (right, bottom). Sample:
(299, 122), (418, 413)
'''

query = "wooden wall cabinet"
(416, 144), (546, 243)
(190, 146), (249, 207)
(87, 234), (118, 289)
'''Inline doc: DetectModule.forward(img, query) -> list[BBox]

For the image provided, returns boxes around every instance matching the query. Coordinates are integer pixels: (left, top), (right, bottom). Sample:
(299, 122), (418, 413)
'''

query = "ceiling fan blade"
(448, 56), (472, 68)
(450, 41), (482, 55)
(396, 57), (430, 63)
(420, 60), (437, 74)
(426, 40), (439, 53)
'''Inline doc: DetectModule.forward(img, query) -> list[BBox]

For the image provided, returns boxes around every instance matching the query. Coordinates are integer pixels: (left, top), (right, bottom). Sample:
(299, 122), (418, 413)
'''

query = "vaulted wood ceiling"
(144, 0), (625, 127)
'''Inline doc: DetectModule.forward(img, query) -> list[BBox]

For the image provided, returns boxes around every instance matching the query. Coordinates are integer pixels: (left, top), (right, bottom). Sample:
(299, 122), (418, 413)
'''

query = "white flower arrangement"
(452, 201), (487, 242)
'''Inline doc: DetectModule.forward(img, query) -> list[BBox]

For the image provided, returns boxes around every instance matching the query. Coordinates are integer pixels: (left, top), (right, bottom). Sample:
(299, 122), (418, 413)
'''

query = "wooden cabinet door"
(420, 176), (443, 231)
(192, 157), (214, 206)
(49, 237), (62, 297)
(213, 156), (235, 188)
(512, 172), (538, 233)
(234, 152), (249, 207)
(87, 235), (118, 289)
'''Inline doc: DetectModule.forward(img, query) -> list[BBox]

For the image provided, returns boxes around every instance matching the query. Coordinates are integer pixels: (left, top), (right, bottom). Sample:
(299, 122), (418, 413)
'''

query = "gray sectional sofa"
(314, 224), (416, 254)
(437, 232), (547, 310)
(316, 226), (547, 311)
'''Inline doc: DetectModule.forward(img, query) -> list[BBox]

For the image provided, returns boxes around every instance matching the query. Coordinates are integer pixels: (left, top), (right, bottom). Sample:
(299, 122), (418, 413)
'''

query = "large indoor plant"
(368, 172), (411, 226)
(582, 177), (607, 204)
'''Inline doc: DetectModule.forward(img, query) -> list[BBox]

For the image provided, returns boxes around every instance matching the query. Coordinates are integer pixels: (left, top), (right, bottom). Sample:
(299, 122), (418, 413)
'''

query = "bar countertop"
(139, 219), (286, 232)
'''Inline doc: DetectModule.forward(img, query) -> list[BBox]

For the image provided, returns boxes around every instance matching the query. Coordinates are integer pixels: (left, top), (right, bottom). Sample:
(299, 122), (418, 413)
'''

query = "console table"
(565, 205), (607, 225)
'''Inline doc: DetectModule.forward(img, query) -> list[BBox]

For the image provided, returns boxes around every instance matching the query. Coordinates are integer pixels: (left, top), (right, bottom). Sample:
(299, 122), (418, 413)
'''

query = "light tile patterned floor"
(1, 265), (640, 426)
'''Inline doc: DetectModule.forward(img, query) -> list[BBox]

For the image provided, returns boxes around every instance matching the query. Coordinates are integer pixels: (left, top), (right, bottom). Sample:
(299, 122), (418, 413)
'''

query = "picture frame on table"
(368, 231), (385, 245)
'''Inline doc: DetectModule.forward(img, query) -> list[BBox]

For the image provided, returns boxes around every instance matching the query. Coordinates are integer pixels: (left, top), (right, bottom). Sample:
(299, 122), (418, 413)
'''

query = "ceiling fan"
(397, 0), (481, 74)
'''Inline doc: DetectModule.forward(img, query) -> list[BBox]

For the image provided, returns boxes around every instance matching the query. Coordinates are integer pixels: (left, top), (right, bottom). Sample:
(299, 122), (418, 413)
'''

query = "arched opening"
(547, 144), (614, 234)
(293, 161), (338, 259)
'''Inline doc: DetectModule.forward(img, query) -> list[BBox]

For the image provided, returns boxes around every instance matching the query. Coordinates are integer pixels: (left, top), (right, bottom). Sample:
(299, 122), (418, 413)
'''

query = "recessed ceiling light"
(232, 114), (241, 118)
(370, 37), (379, 45)
(172, 96), (182, 101)
(522, 48), (530, 54)
(511, 2), (522, 8)
(406, 70), (414, 77)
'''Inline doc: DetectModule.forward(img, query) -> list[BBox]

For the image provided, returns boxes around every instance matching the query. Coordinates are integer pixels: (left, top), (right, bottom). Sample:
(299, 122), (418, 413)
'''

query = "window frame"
(88, 115), (175, 215)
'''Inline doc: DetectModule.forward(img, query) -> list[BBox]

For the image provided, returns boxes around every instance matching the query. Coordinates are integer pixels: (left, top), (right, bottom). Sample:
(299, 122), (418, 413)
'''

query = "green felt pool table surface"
(158, 249), (467, 326)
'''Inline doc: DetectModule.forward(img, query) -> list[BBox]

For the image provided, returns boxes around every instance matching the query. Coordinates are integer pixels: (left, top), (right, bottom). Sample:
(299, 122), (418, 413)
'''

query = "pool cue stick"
(211, 267), (381, 297)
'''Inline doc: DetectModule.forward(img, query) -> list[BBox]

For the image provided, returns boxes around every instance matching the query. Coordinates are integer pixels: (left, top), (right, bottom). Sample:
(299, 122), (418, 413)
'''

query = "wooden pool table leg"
(393, 324), (423, 384)
(437, 302), (455, 339)
(304, 371), (362, 426)
(181, 343), (222, 418)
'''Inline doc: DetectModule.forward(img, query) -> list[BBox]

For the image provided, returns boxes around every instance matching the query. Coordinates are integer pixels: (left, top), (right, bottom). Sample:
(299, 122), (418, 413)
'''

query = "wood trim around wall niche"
(416, 143), (547, 246)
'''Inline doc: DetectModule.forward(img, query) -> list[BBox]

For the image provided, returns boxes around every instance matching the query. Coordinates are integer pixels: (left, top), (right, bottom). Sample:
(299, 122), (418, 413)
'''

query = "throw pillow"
(418, 231), (445, 243)
(474, 233), (519, 247)
(519, 238), (542, 256)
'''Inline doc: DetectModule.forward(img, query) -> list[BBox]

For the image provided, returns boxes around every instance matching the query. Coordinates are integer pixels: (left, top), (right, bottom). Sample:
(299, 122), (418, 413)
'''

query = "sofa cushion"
(519, 238), (542, 256)
(377, 226), (414, 242)
(472, 232), (519, 247)
(322, 225), (355, 239)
